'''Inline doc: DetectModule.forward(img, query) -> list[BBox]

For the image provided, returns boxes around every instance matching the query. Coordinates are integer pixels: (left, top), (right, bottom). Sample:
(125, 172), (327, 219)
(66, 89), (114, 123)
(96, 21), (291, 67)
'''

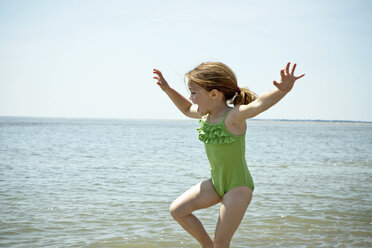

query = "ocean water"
(0, 117), (371, 248)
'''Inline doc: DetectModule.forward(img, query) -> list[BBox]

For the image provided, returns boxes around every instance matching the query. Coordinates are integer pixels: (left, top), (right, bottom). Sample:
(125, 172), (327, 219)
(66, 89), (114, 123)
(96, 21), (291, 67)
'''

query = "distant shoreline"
(247, 119), (372, 124)
(0, 116), (371, 125)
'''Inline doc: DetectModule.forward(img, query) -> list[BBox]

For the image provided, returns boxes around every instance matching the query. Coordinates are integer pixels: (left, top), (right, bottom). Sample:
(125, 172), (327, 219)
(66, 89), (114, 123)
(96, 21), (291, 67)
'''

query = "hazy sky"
(1, 0), (371, 121)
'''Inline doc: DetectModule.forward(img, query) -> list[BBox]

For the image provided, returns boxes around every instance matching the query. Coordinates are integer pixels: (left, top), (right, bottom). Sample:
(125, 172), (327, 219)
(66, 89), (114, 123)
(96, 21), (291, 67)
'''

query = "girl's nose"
(189, 95), (193, 101)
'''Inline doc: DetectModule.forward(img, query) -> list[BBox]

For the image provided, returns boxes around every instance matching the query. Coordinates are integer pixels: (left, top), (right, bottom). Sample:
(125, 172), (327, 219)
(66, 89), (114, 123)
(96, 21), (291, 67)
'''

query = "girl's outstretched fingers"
(291, 63), (297, 75)
(291, 63), (305, 80)
(274, 62), (305, 92)
(153, 68), (162, 77)
(153, 69), (162, 83)
(295, 73), (305, 80)
(153, 68), (170, 91)
(285, 62), (290, 76)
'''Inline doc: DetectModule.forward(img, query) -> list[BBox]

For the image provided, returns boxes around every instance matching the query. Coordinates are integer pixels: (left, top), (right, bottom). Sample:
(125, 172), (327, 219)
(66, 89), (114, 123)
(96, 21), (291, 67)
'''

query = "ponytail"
(232, 87), (257, 106)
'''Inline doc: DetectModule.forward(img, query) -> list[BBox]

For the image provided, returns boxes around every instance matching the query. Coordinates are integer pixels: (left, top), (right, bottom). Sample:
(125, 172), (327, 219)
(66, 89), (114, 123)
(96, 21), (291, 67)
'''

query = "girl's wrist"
(276, 88), (289, 95)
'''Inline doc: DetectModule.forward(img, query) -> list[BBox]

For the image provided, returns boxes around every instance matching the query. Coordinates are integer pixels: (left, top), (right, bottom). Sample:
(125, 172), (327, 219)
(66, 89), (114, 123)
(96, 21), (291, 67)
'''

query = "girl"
(153, 62), (305, 248)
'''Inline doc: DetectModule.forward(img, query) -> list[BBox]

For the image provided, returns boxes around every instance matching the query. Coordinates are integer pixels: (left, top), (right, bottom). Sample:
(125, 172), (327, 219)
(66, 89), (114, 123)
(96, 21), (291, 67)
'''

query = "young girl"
(153, 62), (305, 248)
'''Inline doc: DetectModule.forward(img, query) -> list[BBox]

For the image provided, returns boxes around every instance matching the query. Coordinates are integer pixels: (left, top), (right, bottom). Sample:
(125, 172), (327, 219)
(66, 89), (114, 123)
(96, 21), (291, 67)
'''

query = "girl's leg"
(170, 179), (222, 248)
(213, 186), (253, 248)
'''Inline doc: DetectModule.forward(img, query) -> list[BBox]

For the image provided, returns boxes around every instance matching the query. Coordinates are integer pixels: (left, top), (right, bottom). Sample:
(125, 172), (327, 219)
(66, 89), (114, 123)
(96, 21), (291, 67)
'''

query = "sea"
(0, 117), (371, 248)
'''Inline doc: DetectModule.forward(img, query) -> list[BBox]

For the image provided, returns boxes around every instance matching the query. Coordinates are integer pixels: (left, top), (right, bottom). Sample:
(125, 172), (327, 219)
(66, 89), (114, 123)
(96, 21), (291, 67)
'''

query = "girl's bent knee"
(169, 201), (182, 220)
(170, 200), (193, 221)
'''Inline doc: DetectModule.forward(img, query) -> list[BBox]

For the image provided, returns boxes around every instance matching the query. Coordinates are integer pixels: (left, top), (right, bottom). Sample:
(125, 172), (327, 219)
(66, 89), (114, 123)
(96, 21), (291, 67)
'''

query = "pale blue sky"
(0, 0), (371, 121)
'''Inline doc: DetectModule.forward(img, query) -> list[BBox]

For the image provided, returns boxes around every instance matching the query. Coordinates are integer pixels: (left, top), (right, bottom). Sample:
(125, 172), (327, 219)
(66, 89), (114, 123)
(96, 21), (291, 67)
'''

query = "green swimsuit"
(197, 111), (254, 198)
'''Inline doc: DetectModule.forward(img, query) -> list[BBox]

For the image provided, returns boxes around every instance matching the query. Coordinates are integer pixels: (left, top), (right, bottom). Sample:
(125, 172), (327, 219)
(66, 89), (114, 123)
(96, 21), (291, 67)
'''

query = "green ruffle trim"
(197, 119), (237, 144)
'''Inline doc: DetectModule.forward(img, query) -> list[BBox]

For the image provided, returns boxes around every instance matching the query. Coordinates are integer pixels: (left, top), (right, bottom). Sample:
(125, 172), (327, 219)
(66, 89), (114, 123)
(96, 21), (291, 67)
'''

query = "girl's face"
(188, 82), (212, 115)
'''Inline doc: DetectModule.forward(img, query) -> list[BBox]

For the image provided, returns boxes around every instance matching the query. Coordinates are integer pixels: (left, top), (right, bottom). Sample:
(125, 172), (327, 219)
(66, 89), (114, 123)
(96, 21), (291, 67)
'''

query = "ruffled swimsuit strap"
(221, 109), (230, 125)
(204, 109), (230, 125)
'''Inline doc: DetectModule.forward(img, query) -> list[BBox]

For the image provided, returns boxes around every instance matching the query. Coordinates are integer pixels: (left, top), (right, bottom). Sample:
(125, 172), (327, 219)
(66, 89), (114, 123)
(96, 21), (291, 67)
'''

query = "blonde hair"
(185, 62), (257, 106)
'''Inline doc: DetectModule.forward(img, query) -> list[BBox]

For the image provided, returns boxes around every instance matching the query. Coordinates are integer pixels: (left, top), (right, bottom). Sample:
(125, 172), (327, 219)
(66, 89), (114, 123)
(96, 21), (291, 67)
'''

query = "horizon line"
(0, 115), (371, 124)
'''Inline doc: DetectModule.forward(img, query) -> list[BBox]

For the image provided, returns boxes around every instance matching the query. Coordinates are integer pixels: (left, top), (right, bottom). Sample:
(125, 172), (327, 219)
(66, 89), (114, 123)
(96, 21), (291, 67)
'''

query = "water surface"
(0, 117), (371, 247)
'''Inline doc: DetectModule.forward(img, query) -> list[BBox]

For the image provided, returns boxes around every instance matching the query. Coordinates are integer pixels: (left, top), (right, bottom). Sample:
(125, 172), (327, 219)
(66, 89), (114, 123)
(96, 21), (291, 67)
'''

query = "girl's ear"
(210, 89), (220, 99)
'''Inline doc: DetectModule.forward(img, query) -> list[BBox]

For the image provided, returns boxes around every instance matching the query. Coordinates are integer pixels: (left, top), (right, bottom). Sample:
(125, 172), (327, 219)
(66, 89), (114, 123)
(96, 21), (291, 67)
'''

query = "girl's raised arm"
(153, 69), (202, 119)
(231, 62), (305, 121)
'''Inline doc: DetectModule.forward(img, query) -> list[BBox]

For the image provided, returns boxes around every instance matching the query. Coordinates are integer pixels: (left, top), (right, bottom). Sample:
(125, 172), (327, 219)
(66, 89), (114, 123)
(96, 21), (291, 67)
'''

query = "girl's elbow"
(182, 109), (198, 119)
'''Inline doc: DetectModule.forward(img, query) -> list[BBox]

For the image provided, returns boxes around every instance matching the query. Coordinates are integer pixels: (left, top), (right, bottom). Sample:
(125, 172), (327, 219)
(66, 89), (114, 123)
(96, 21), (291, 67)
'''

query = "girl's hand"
(153, 69), (170, 91)
(273, 62), (305, 92)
